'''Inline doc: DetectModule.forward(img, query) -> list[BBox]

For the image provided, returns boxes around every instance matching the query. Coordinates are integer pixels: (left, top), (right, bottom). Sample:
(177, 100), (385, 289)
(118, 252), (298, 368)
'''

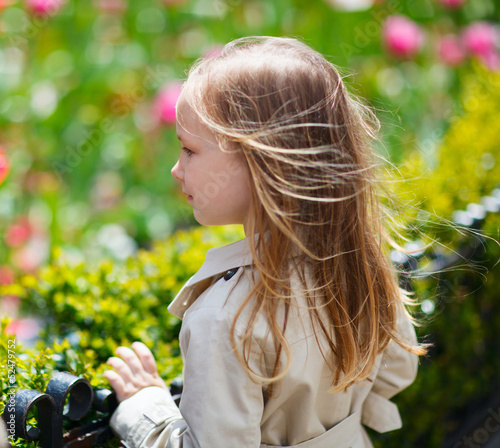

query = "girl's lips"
(182, 189), (193, 201)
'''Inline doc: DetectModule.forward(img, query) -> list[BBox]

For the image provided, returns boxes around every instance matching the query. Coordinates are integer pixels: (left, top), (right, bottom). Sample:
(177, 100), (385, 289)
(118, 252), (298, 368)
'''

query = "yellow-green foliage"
(371, 66), (500, 447)
(398, 65), (500, 226)
(0, 225), (244, 447)
(0, 318), (122, 448)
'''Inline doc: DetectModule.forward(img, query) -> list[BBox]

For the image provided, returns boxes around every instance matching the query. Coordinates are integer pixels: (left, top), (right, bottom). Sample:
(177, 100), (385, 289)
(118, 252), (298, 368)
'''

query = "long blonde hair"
(182, 36), (426, 394)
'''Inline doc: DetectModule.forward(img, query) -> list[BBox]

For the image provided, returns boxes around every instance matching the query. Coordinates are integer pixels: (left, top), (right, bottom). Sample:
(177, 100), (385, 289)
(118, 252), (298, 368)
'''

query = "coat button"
(223, 268), (239, 281)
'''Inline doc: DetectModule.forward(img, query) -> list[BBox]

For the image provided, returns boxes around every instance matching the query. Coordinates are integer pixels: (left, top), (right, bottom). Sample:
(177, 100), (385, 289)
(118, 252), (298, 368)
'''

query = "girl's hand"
(104, 341), (168, 403)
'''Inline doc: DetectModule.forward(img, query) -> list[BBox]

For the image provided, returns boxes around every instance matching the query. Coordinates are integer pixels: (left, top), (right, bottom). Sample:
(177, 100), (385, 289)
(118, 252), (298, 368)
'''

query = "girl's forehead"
(176, 93), (218, 145)
(176, 94), (198, 133)
(175, 90), (192, 119)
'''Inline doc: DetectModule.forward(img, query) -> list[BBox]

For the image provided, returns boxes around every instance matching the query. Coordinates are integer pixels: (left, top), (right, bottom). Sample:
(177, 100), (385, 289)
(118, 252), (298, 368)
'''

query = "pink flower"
(0, 147), (9, 186)
(26, 0), (64, 15)
(203, 46), (224, 59)
(153, 82), (183, 126)
(383, 15), (424, 59)
(6, 318), (40, 341)
(5, 217), (32, 248)
(0, 1), (14, 12)
(0, 266), (15, 285)
(438, 35), (466, 66)
(479, 50), (500, 71)
(438, 0), (467, 9)
(462, 22), (499, 58)
(0, 295), (20, 317)
(12, 236), (49, 272)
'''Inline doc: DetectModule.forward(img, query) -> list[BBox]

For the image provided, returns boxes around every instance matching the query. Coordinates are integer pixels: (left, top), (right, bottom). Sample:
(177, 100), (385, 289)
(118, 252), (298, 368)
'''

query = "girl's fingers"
(107, 356), (135, 384)
(115, 346), (145, 376)
(105, 344), (166, 402)
(132, 342), (158, 375)
(103, 369), (123, 390)
(103, 369), (127, 402)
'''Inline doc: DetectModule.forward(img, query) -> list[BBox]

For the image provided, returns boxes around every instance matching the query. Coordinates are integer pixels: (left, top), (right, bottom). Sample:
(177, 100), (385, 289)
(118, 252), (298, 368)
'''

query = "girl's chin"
(192, 211), (223, 227)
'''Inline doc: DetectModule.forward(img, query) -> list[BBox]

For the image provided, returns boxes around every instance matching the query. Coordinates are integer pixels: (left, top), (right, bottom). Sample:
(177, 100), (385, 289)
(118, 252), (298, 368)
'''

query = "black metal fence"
(3, 372), (117, 448)
(2, 372), (182, 448)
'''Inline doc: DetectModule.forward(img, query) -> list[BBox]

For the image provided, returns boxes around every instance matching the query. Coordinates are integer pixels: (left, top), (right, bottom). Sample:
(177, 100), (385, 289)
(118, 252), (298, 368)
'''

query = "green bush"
(0, 225), (244, 447)
(0, 320), (123, 448)
(371, 65), (500, 447)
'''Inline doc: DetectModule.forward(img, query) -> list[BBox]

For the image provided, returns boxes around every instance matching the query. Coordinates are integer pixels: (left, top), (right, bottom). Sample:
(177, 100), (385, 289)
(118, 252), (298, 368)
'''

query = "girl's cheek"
(227, 160), (244, 176)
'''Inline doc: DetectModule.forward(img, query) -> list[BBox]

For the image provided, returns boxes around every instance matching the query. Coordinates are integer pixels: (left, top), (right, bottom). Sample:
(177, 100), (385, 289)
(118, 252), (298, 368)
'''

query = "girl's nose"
(171, 159), (183, 181)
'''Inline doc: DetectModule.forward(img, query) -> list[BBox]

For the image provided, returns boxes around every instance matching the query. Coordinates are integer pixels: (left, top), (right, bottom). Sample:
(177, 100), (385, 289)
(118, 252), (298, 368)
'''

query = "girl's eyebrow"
(176, 131), (192, 143)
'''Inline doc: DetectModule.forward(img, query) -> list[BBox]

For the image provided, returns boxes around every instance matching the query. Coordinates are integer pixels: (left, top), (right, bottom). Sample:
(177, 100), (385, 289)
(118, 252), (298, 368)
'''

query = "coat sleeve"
(371, 309), (419, 399)
(110, 306), (264, 448)
(361, 308), (419, 433)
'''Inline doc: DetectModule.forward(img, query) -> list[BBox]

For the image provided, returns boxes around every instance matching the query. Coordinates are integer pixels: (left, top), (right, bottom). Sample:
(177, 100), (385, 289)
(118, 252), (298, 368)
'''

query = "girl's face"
(171, 92), (252, 232)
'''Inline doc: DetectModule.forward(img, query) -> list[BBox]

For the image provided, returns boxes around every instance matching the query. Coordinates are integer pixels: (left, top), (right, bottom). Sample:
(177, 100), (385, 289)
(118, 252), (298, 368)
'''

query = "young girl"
(104, 36), (425, 448)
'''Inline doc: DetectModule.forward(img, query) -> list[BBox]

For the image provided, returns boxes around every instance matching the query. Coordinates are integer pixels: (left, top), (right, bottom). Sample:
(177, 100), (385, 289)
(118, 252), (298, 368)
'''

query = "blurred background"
(1, 0), (500, 446)
(1, 0), (499, 270)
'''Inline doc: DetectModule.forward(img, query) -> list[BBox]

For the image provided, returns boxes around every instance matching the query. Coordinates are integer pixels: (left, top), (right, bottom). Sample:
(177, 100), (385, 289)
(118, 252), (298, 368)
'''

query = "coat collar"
(168, 236), (254, 319)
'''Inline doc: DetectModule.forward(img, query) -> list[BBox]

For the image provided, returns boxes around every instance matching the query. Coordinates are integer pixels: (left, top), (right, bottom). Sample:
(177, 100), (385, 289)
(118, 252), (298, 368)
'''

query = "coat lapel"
(168, 237), (254, 319)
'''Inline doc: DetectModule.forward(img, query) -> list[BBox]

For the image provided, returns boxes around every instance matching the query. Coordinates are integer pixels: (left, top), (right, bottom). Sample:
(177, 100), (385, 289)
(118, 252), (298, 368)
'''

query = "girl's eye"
(182, 146), (194, 157)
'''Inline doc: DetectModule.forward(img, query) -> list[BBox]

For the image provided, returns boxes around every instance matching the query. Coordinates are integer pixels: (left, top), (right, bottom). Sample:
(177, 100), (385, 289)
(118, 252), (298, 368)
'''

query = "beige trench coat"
(111, 237), (418, 448)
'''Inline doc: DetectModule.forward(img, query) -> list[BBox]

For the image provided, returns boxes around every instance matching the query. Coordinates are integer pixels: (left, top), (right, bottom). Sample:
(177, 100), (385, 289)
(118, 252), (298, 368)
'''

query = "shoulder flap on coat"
(361, 391), (402, 433)
(168, 237), (254, 319)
